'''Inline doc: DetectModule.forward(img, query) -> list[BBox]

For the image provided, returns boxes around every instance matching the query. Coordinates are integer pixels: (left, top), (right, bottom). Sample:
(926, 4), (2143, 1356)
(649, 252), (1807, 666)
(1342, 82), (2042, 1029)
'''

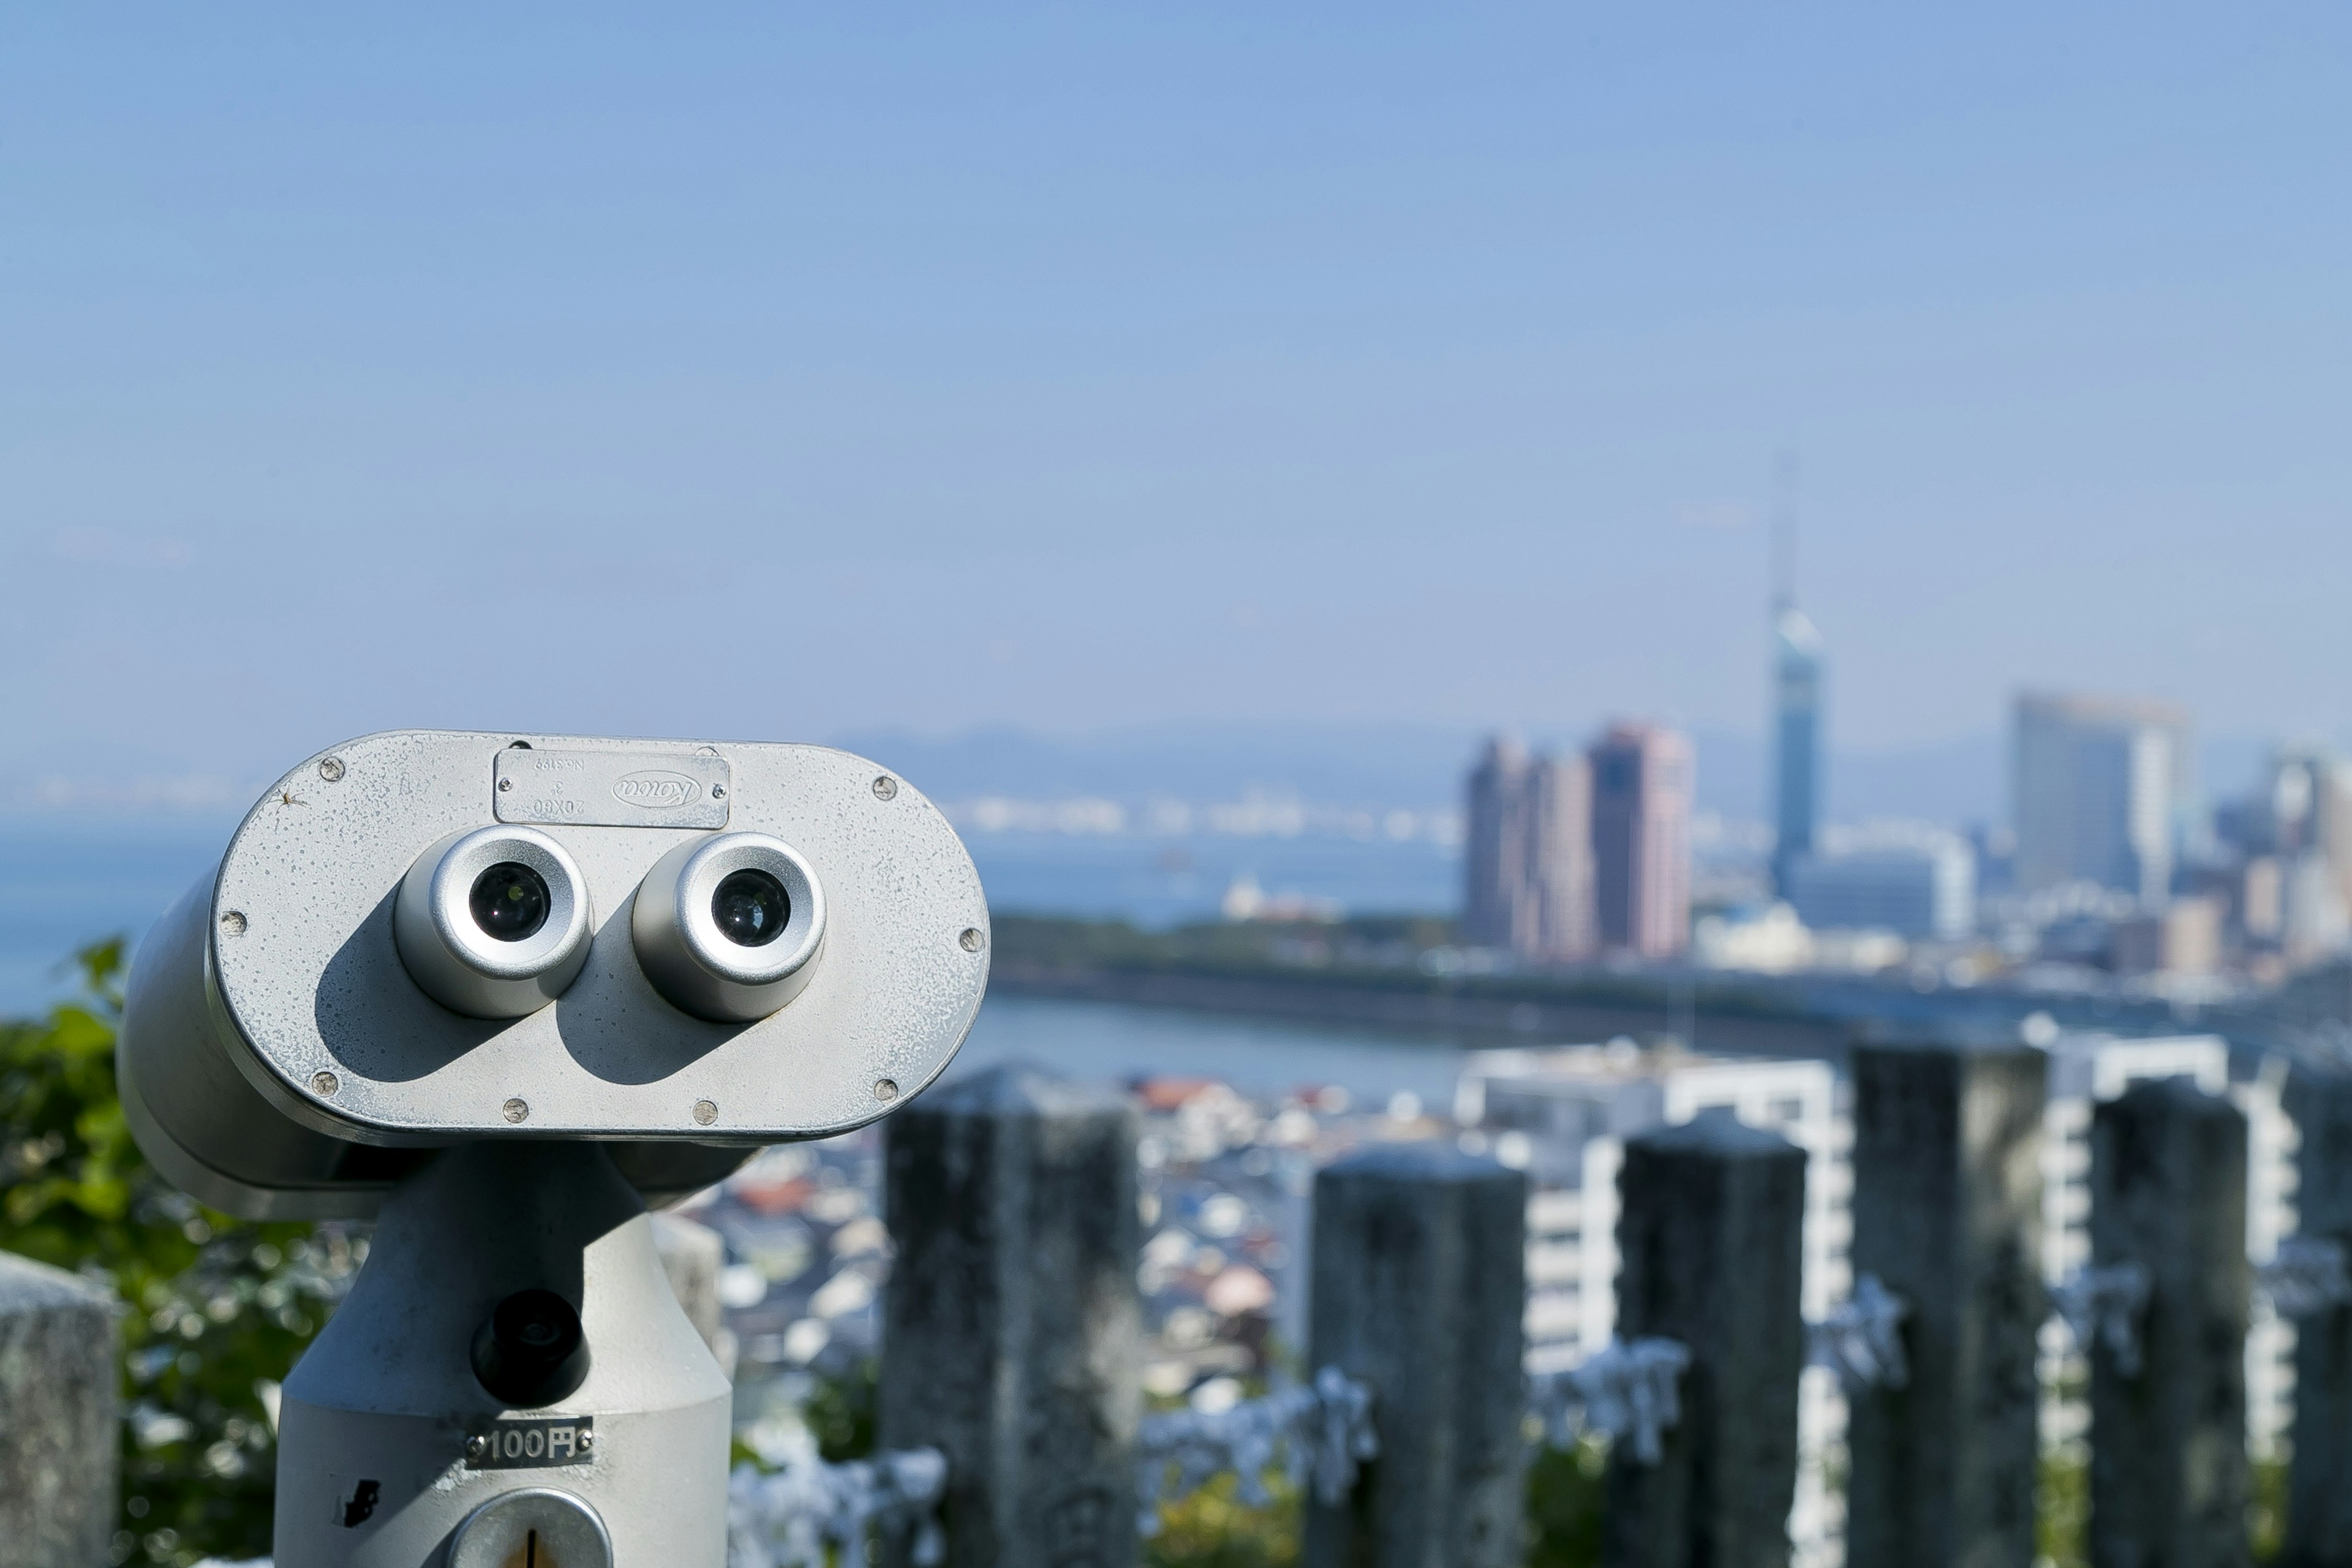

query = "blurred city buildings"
(2011, 692), (2192, 906)
(1785, 825), (1975, 942)
(1460, 725), (1692, 963)
(1461, 737), (1598, 960)
(1771, 601), (1824, 900)
(1593, 724), (1697, 960)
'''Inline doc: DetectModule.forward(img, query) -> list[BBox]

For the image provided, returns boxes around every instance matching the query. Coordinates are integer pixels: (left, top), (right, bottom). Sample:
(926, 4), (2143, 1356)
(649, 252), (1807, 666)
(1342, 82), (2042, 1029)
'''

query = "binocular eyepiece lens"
(395, 826), (592, 1018)
(710, 869), (790, 948)
(469, 862), (552, 943)
(630, 832), (824, 1021)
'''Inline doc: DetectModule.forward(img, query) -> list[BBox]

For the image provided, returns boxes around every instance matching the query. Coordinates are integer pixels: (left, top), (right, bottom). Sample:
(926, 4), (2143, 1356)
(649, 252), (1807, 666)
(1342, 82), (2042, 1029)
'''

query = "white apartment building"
(1456, 1042), (1852, 1568)
(1786, 832), (1977, 942)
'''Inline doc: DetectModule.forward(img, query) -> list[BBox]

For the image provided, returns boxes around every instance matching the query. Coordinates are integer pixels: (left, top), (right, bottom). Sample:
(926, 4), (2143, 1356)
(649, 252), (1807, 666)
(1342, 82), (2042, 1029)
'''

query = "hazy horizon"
(7, 6), (2350, 796)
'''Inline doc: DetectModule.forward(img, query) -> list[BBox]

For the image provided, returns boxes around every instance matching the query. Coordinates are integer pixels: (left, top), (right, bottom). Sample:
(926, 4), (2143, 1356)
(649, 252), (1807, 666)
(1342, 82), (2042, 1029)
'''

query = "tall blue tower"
(1770, 488), (1822, 899)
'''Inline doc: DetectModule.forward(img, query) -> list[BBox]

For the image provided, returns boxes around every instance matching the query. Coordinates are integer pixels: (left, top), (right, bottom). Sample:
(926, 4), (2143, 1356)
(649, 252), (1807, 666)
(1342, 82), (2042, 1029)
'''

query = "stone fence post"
(1845, 1042), (2045, 1568)
(2089, 1078), (2248, 1568)
(1605, 1114), (1806, 1568)
(0, 1251), (118, 1568)
(2284, 1068), (2352, 1567)
(1301, 1144), (1528, 1568)
(877, 1065), (1143, 1568)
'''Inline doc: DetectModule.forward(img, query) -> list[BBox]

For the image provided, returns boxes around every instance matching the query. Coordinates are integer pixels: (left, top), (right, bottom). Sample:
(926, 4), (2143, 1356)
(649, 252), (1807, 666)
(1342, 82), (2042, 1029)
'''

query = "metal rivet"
(219, 911), (247, 937)
(693, 1099), (718, 1126)
(318, 756), (346, 782)
(465, 1434), (488, 1459)
(502, 1098), (529, 1124)
(311, 1071), (339, 1096)
(872, 775), (899, 801)
(497, 777), (513, 792)
(959, 928), (983, 952)
(710, 786), (726, 801)
(875, 1079), (899, 1102)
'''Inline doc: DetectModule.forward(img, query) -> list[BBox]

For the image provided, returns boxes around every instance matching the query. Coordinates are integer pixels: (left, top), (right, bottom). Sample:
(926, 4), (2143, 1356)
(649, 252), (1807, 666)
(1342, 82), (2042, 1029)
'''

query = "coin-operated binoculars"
(118, 731), (989, 1567)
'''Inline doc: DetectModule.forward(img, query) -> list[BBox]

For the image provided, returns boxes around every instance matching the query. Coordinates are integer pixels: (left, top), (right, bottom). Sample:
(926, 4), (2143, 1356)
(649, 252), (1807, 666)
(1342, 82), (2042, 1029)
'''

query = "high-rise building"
(1463, 737), (1531, 949)
(2011, 693), (2191, 905)
(1531, 756), (1599, 960)
(1771, 603), (1823, 898)
(1462, 739), (1599, 960)
(1590, 723), (1694, 958)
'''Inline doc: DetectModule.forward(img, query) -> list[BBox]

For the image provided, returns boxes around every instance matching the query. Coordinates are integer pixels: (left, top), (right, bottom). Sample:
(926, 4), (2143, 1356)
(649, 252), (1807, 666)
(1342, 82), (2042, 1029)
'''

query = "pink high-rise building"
(1462, 737), (1597, 960)
(1589, 723), (1694, 959)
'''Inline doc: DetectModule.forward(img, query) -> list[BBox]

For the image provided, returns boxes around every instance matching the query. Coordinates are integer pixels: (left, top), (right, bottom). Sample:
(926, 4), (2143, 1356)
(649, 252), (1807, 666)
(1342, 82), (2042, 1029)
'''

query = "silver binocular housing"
(117, 730), (990, 1219)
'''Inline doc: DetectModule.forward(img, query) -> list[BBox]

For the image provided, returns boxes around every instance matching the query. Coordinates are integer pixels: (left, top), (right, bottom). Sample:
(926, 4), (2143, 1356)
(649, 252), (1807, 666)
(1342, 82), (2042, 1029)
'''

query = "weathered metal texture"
(2284, 1068), (2352, 1567)
(0, 1252), (118, 1568)
(1605, 1114), (1806, 1568)
(1846, 1042), (2045, 1568)
(273, 1143), (732, 1567)
(116, 729), (990, 1219)
(1301, 1144), (1528, 1568)
(650, 1212), (733, 1374)
(878, 1065), (1144, 1568)
(2089, 1077), (2250, 1568)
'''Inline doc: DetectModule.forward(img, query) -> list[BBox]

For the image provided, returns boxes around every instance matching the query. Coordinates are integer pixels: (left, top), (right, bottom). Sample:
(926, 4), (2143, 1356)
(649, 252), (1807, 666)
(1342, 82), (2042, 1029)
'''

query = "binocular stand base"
(271, 1143), (733, 1566)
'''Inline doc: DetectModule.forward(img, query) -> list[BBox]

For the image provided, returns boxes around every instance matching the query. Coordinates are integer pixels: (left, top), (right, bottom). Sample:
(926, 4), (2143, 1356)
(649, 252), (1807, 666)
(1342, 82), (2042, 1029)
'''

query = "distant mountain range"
(0, 721), (2275, 827)
(839, 722), (2278, 828)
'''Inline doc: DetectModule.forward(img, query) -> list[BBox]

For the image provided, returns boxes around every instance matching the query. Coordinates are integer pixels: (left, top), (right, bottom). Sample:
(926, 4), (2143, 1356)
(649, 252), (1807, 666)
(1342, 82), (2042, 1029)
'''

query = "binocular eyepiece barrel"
(394, 826), (597, 1019)
(394, 827), (828, 1023)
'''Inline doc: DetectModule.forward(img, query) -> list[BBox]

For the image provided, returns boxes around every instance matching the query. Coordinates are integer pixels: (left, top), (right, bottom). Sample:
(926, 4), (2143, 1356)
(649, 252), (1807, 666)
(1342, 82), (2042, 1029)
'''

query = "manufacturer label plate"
(495, 748), (731, 829)
(466, 1415), (595, 1469)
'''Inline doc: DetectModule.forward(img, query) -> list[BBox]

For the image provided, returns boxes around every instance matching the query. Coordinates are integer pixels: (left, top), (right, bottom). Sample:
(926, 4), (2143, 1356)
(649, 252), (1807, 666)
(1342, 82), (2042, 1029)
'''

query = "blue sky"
(4, 4), (2350, 794)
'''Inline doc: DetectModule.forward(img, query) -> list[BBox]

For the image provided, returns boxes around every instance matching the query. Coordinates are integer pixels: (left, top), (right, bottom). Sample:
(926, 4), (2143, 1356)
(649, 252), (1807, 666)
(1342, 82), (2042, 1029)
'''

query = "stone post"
(2284, 1068), (2352, 1567)
(1605, 1114), (1807, 1568)
(1300, 1144), (1528, 1568)
(1845, 1042), (2045, 1568)
(2088, 1077), (2249, 1568)
(0, 1251), (118, 1568)
(878, 1065), (1142, 1568)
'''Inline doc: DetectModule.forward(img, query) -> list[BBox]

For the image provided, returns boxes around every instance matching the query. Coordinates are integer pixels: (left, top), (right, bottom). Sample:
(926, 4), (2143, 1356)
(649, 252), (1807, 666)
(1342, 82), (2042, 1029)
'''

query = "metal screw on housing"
(318, 756), (347, 782)
(872, 775), (898, 800)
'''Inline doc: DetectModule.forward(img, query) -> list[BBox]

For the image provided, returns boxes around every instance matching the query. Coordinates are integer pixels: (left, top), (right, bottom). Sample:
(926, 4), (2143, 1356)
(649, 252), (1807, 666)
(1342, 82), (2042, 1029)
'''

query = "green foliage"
(2252, 1454), (2288, 1562)
(1144, 1470), (1300, 1568)
(802, 1355), (879, 1463)
(2037, 1447), (2089, 1568)
(1525, 1436), (1607, 1567)
(0, 941), (360, 1567)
